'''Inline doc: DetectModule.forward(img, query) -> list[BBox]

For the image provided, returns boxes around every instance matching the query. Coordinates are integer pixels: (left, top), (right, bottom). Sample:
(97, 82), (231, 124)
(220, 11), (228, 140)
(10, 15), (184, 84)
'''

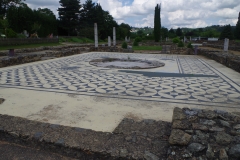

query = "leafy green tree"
(0, 0), (25, 15)
(122, 41), (127, 49)
(154, 3), (161, 42)
(31, 22), (41, 33)
(220, 24), (234, 40)
(235, 12), (240, 40)
(172, 37), (180, 44)
(161, 27), (168, 39)
(0, 18), (9, 35)
(168, 28), (176, 38)
(117, 23), (131, 39)
(176, 28), (182, 36)
(58, 0), (81, 36)
(178, 41), (184, 47)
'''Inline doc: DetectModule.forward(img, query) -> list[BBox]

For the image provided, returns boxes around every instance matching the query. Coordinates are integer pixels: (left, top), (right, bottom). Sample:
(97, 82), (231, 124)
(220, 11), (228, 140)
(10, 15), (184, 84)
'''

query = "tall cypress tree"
(154, 4), (161, 42)
(235, 12), (240, 40)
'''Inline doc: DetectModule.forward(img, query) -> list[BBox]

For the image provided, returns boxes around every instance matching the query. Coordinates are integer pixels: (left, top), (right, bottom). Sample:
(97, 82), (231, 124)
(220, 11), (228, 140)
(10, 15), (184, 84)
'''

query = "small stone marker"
(128, 37), (131, 42)
(113, 27), (116, 47)
(108, 36), (111, 47)
(125, 36), (127, 42)
(94, 23), (98, 48)
(224, 38), (229, 52)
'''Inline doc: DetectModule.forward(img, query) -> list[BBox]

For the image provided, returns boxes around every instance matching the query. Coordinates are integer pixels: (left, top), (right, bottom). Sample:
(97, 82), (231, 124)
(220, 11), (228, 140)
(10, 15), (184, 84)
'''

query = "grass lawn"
(0, 43), (62, 51)
(133, 46), (162, 51)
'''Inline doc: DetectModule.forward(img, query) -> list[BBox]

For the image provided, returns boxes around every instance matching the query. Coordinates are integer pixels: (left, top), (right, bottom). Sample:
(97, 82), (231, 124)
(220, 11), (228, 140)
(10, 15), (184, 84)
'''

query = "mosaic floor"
(0, 52), (240, 107)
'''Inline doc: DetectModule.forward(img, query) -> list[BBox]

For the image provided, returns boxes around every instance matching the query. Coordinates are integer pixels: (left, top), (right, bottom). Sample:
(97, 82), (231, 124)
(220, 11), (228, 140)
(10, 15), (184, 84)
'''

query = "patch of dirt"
(27, 105), (62, 122)
(124, 112), (143, 122)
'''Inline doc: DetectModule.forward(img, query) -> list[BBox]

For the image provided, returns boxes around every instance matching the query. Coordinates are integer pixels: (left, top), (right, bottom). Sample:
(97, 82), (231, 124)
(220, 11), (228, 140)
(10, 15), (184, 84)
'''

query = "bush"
(133, 40), (139, 46)
(122, 41), (127, 49)
(187, 43), (193, 48)
(6, 28), (17, 38)
(178, 41), (184, 47)
(135, 37), (142, 43)
(172, 37), (180, 44)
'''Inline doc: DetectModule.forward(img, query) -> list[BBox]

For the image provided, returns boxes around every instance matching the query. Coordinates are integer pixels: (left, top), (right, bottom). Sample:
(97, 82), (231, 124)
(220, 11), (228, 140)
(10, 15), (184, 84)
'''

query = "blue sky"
(26, 0), (240, 29)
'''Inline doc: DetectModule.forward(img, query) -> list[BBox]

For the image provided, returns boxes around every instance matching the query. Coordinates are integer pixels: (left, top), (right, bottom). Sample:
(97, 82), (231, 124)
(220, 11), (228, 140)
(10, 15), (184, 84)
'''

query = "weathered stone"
(144, 151), (159, 160)
(200, 119), (216, 126)
(184, 108), (198, 116)
(125, 136), (132, 141)
(220, 120), (231, 128)
(182, 150), (192, 158)
(206, 144), (215, 159)
(198, 110), (216, 119)
(234, 124), (240, 130)
(219, 149), (228, 160)
(230, 130), (240, 136)
(192, 123), (208, 131)
(228, 144), (240, 158)
(196, 130), (209, 140)
(185, 130), (194, 134)
(187, 143), (205, 153)
(172, 107), (186, 121)
(172, 120), (191, 129)
(120, 149), (128, 157)
(215, 132), (232, 145)
(209, 127), (225, 132)
(169, 129), (192, 145)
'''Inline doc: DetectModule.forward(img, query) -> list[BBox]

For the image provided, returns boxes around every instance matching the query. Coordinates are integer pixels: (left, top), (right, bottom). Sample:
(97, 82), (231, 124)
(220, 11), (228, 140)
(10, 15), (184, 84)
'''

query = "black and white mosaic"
(0, 52), (239, 106)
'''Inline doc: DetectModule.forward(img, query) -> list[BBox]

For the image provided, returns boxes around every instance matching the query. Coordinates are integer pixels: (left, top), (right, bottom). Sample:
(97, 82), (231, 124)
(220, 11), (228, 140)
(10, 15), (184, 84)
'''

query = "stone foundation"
(89, 46), (134, 53)
(198, 49), (240, 73)
(0, 47), (88, 68)
(168, 107), (240, 160)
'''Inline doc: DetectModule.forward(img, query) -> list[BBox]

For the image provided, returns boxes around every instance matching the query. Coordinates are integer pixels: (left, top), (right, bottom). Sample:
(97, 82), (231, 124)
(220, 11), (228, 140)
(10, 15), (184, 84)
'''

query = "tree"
(176, 28), (182, 36)
(0, 18), (9, 35)
(235, 12), (240, 40)
(220, 24), (234, 40)
(0, 0), (25, 15)
(154, 3), (161, 42)
(161, 27), (168, 39)
(58, 0), (81, 36)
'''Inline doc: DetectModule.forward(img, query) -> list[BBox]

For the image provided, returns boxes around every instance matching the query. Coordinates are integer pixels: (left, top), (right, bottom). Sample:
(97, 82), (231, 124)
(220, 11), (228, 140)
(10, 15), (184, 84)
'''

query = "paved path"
(0, 52), (240, 132)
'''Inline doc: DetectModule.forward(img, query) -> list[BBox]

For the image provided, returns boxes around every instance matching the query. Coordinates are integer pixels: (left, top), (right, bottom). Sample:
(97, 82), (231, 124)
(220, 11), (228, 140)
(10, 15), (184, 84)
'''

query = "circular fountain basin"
(90, 58), (165, 69)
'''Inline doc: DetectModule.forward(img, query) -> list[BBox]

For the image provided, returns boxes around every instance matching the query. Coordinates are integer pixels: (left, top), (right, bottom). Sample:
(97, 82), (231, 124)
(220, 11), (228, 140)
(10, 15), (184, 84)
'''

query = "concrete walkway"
(0, 52), (240, 132)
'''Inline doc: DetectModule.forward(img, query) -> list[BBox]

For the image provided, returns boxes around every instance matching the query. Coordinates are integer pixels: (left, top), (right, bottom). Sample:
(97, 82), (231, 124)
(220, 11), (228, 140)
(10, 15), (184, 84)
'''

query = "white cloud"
(25, 0), (240, 28)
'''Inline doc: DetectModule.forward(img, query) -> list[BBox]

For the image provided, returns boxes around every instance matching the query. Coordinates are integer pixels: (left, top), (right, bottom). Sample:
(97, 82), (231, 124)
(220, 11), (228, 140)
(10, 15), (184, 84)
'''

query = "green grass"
(0, 43), (62, 51)
(59, 37), (94, 43)
(133, 46), (162, 51)
(235, 40), (240, 42)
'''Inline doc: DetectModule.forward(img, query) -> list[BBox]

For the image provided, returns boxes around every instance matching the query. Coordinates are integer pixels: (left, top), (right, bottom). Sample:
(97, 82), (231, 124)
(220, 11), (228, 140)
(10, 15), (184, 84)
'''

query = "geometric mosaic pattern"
(0, 52), (240, 107)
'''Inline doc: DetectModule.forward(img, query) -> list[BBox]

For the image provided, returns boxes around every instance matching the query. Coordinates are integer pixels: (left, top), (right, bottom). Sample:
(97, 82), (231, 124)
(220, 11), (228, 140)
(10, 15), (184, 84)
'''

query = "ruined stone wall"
(198, 49), (240, 73)
(0, 38), (59, 46)
(89, 46), (134, 53)
(0, 47), (87, 68)
(168, 107), (240, 159)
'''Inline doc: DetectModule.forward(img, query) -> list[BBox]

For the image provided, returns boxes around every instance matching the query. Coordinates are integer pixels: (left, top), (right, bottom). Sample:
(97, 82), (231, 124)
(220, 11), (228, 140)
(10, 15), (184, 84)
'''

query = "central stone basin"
(90, 58), (165, 69)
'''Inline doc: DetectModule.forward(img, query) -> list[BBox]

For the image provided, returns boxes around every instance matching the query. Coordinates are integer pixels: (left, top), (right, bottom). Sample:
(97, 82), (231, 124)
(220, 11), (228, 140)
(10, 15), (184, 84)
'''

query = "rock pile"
(168, 107), (240, 160)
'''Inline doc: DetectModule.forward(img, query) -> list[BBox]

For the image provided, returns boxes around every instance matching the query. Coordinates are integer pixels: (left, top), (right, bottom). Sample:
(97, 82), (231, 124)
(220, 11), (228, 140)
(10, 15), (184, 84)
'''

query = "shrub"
(6, 28), (17, 38)
(187, 42), (193, 48)
(122, 41), (127, 49)
(133, 40), (139, 46)
(172, 37), (180, 44)
(178, 41), (184, 47)
(135, 37), (142, 42)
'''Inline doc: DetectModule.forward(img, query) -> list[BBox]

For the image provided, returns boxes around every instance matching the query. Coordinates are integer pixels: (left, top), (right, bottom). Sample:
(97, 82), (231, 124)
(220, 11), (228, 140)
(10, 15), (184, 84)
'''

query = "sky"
(25, 0), (240, 29)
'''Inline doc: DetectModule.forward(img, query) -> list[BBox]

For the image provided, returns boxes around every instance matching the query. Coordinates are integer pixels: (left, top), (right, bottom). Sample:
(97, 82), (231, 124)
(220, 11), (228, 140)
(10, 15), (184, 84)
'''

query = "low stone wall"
(0, 47), (87, 68)
(198, 49), (240, 73)
(168, 107), (240, 160)
(0, 114), (171, 159)
(89, 46), (134, 53)
(0, 38), (59, 46)
(0, 44), (93, 56)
